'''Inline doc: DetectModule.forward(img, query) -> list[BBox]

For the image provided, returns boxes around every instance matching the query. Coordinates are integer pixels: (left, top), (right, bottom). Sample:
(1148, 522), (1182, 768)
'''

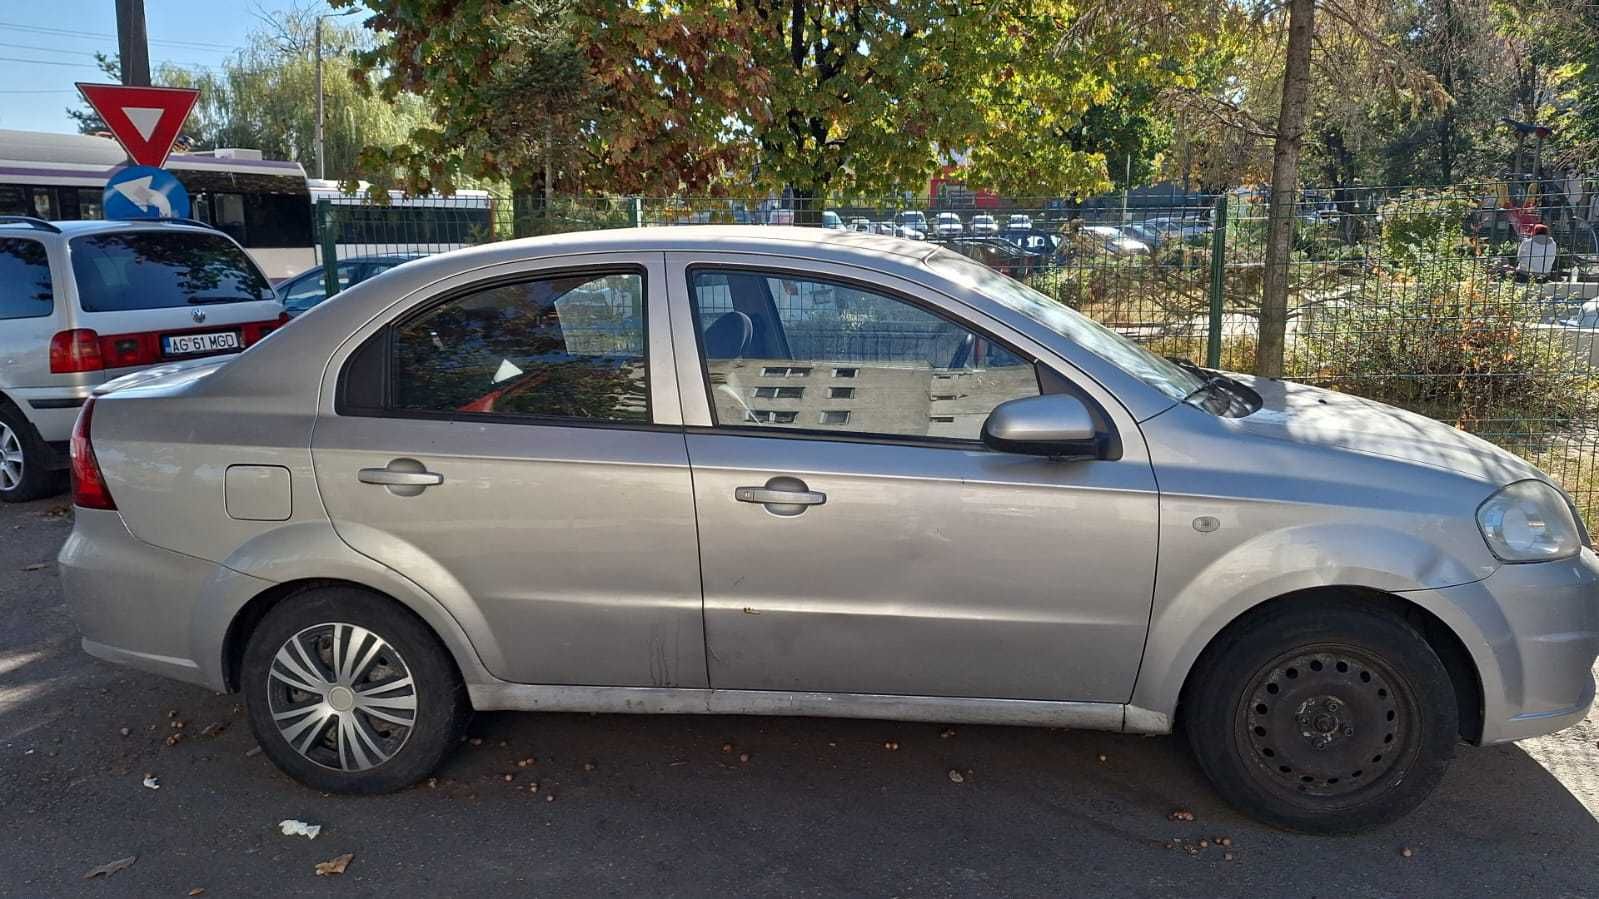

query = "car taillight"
(69, 397), (116, 510)
(50, 329), (104, 373)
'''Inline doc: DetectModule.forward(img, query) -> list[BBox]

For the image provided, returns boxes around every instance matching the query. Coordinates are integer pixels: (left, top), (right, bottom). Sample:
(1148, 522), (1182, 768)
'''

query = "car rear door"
(666, 253), (1159, 703)
(310, 253), (707, 689)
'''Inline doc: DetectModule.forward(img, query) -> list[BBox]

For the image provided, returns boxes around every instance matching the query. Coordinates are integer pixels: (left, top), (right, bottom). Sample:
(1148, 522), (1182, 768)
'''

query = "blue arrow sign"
(104, 165), (191, 220)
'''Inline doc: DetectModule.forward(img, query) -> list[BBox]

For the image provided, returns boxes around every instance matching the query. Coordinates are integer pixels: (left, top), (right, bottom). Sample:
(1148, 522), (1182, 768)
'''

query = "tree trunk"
(1256, 0), (1315, 378)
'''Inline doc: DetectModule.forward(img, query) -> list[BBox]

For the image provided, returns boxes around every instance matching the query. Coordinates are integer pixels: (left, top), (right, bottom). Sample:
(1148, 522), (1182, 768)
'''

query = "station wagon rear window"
(69, 231), (275, 312)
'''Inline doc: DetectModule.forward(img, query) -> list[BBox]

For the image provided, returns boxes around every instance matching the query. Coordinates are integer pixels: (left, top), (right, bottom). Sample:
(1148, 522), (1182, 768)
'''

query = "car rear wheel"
(241, 587), (469, 793)
(1183, 599), (1458, 833)
(0, 404), (64, 503)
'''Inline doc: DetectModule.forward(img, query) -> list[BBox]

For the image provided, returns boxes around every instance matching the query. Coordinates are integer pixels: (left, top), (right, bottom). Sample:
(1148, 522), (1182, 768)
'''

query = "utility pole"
(314, 16), (325, 181)
(115, 0), (151, 86)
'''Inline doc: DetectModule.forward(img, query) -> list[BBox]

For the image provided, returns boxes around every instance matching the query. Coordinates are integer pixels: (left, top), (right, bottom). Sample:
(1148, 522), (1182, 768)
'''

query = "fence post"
(630, 196), (643, 228)
(1205, 193), (1228, 369)
(317, 198), (338, 300)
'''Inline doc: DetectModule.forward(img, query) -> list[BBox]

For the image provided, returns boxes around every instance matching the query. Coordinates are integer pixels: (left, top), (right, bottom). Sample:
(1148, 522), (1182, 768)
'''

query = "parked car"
(971, 214), (999, 236)
(1007, 214), (1034, 232)
(0, 216), (284, 502)
(871, 221), (897, 236)
(894, 210), (930, 234)
(848, 217), (873, 233)
(893, 225), (926, 241)
(949, 236), (1046, 276)
(821, 211), (845, 230)
(277, 255), (418, 317)
(933, 211), (964, 238)
(61, 227), (1598, 834)
(1081, 224), (1152, 256)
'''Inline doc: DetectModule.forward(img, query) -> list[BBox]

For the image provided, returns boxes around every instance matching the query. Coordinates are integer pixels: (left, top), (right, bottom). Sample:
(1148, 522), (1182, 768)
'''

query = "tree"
(70, 6), (427, 181)
(1256, 0), (1316, 378)
(335, 0), (1225, 207)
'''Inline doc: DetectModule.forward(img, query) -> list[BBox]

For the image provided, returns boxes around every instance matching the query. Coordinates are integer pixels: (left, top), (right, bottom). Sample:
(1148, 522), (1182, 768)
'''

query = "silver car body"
(60, 227), (1599, 744)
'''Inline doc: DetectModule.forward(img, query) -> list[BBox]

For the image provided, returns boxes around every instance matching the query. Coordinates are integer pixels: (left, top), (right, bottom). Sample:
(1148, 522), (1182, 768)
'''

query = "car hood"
(1226, 374), (1546, 487)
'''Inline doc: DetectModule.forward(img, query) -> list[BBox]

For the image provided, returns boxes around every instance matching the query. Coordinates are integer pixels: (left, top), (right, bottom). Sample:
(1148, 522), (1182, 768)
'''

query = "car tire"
(241, 587), (470, 794)
(1182, 598), (1458, 834)
(0, 402), (64, 503)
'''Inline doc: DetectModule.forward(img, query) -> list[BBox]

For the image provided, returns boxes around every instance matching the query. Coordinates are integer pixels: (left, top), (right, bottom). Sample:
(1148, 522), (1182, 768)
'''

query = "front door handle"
(358, 459), (443, 496)
(735, 476), (825, 516)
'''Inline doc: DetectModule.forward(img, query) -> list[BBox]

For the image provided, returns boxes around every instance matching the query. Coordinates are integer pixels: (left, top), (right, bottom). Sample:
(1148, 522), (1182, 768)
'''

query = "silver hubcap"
(266, 623), (417, 772)
(0, 422), (22, 491)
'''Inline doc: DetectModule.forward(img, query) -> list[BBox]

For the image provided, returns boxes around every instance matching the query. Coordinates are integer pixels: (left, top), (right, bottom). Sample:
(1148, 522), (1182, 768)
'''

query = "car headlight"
(1476, 479), (1583, 562)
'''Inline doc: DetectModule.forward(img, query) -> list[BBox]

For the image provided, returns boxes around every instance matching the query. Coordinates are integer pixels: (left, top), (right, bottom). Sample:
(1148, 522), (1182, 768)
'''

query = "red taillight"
(50, 329), (104, 373)
(69, 398), (116, 510)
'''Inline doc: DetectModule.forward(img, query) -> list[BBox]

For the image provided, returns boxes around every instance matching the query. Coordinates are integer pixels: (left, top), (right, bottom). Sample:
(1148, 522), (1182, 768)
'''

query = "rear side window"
(0, 237), (53, 320)
(387, 271), (649, 423)
(69, 230), (275, 312)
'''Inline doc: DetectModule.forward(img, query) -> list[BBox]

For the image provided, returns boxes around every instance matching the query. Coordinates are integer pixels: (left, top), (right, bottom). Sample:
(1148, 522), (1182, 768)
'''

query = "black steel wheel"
(1184, 598), (1458, 833)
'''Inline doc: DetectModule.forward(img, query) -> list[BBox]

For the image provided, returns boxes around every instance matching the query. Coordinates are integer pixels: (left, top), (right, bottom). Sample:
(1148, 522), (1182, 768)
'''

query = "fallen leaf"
(188, 889), (206, 896)
(1168, 809), (1196, 822)
(118, 727), (130, 737)
(516, 757), (536, 768)
(244, 745), (263, 758)
(738, 752), (750, 763)
(20, 563), (47, 571)
(83, 856), (137, 879)
(314, 853), (353, 876)
(1400, 847), (1415, 858)
(939, 728), (956, 739)
(279, 819), (321, 839)
(142, 774), (159, 790)
(200, 721), (228, 737)
(947, 769), (965, 784)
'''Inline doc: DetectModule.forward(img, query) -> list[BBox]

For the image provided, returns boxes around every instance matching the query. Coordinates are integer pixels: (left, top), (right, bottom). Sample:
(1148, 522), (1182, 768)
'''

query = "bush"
(1292, 251), (1596, 432)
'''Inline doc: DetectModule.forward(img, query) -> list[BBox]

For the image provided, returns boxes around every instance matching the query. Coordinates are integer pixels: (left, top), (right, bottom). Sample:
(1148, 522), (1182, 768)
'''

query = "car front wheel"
(1183, 599), (1458, 833)
(241, 587), (469, 793)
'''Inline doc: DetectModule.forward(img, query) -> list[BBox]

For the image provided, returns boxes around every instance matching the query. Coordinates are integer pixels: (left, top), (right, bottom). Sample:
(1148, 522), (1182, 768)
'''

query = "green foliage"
(1376, 193), (1475, 272)
(1294, 255), (1596, 431)
(334, 0), (1230, 200)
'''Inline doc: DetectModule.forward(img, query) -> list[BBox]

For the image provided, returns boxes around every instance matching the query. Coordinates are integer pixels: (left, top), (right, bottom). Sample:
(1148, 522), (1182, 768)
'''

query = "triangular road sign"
(76, 83), (200, 168)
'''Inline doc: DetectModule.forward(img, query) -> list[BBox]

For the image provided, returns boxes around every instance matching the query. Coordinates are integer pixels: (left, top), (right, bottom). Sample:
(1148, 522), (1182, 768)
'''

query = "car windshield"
(925, 251), (1207, 402)
(70, 230), (275, 312)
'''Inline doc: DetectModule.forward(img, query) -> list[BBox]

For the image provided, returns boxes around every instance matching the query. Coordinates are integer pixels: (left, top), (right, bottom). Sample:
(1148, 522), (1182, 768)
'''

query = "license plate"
(163, 331), (241, 356)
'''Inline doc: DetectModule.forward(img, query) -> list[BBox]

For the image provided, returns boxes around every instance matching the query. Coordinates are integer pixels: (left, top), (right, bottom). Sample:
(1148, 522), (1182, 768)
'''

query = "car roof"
(0, 218), (224, 238)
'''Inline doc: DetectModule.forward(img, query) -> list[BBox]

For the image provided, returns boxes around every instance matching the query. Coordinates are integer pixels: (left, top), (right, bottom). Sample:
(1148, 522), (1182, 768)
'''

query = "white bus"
(0, 129), (314, 281)
(0, 131), (501, 284)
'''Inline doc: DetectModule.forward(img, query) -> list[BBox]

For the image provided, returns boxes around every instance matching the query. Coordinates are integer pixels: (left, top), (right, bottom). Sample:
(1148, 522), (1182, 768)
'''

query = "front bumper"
(58, 507), (271, 692)
(1414, 548), (1599, 744)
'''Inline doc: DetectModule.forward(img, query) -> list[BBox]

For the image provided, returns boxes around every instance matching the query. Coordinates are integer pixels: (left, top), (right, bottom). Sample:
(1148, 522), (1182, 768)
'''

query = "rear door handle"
(358, 459), (443, 496)
(735, 476), (825, 516)
(359, 469), (443, 487)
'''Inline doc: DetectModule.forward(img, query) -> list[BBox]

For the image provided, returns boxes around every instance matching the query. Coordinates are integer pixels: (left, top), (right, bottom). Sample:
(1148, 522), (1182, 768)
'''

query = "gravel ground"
(2, 496), (1596, 897)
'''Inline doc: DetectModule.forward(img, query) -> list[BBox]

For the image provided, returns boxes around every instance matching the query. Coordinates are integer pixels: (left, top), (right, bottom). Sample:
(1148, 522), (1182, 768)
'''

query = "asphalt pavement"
(2, 496), (1597, 897)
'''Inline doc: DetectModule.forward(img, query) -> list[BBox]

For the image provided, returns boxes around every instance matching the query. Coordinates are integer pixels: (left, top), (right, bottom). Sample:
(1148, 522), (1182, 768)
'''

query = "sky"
(0, 1), (337, 134)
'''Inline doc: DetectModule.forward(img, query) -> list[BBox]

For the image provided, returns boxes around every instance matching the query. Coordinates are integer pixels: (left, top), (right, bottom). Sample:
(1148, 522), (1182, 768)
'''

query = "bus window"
(0, 185), (27, 216)
(213, 193), (247, 243)
(30, 188), (54, 219)
(76, 188), (104, 220)
(244, 193), (313, 247)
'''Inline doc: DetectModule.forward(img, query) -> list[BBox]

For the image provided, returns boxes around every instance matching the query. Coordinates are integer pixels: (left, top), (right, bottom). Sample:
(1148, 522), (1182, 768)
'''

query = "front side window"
(69, 230), (274, 311)
(390, 272), (648, 422)
(691, 269), (1036, 441)
(0, 237), (53, 320)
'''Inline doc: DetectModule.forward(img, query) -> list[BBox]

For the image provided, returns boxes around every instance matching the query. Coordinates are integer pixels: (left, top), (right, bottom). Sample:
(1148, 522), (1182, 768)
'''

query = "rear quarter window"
(69, 230), (275, 312)
(0, 237), (54, 320)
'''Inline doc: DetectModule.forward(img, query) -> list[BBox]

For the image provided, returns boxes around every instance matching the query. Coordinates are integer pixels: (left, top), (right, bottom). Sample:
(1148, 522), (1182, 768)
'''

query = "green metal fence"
(310, 183), (1599, 520)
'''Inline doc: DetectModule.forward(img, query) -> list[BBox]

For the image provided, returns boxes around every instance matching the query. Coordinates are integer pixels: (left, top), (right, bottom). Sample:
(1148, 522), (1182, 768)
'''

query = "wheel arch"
(1169, 587), (1485, 743)
(217, 576), (492, 694)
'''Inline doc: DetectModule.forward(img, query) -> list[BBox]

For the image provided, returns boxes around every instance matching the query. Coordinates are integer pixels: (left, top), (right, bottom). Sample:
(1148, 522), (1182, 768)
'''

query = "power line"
(0, 20), (236, 52)
(0, 54), (105, 70)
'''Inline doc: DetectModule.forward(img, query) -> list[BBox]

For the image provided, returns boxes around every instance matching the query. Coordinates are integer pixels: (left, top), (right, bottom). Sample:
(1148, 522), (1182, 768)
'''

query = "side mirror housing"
(980, 394), (1103, 458)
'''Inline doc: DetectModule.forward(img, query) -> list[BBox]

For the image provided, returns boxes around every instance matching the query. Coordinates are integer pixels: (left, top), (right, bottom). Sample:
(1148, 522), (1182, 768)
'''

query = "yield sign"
(75, 83), (200, 168)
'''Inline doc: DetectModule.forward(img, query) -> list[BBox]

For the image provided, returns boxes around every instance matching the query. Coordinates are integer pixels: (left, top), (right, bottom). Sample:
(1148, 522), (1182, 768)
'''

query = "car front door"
(311, 254), (707, 688)
(667, 254), (1159, 703)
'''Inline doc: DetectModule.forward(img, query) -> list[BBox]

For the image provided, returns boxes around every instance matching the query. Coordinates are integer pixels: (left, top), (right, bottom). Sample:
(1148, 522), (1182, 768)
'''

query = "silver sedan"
(59, 228), (1598, 833)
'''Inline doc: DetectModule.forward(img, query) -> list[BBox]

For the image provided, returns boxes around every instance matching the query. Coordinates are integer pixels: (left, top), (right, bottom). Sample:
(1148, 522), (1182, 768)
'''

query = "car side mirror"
(980, 394), (1103, 458)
